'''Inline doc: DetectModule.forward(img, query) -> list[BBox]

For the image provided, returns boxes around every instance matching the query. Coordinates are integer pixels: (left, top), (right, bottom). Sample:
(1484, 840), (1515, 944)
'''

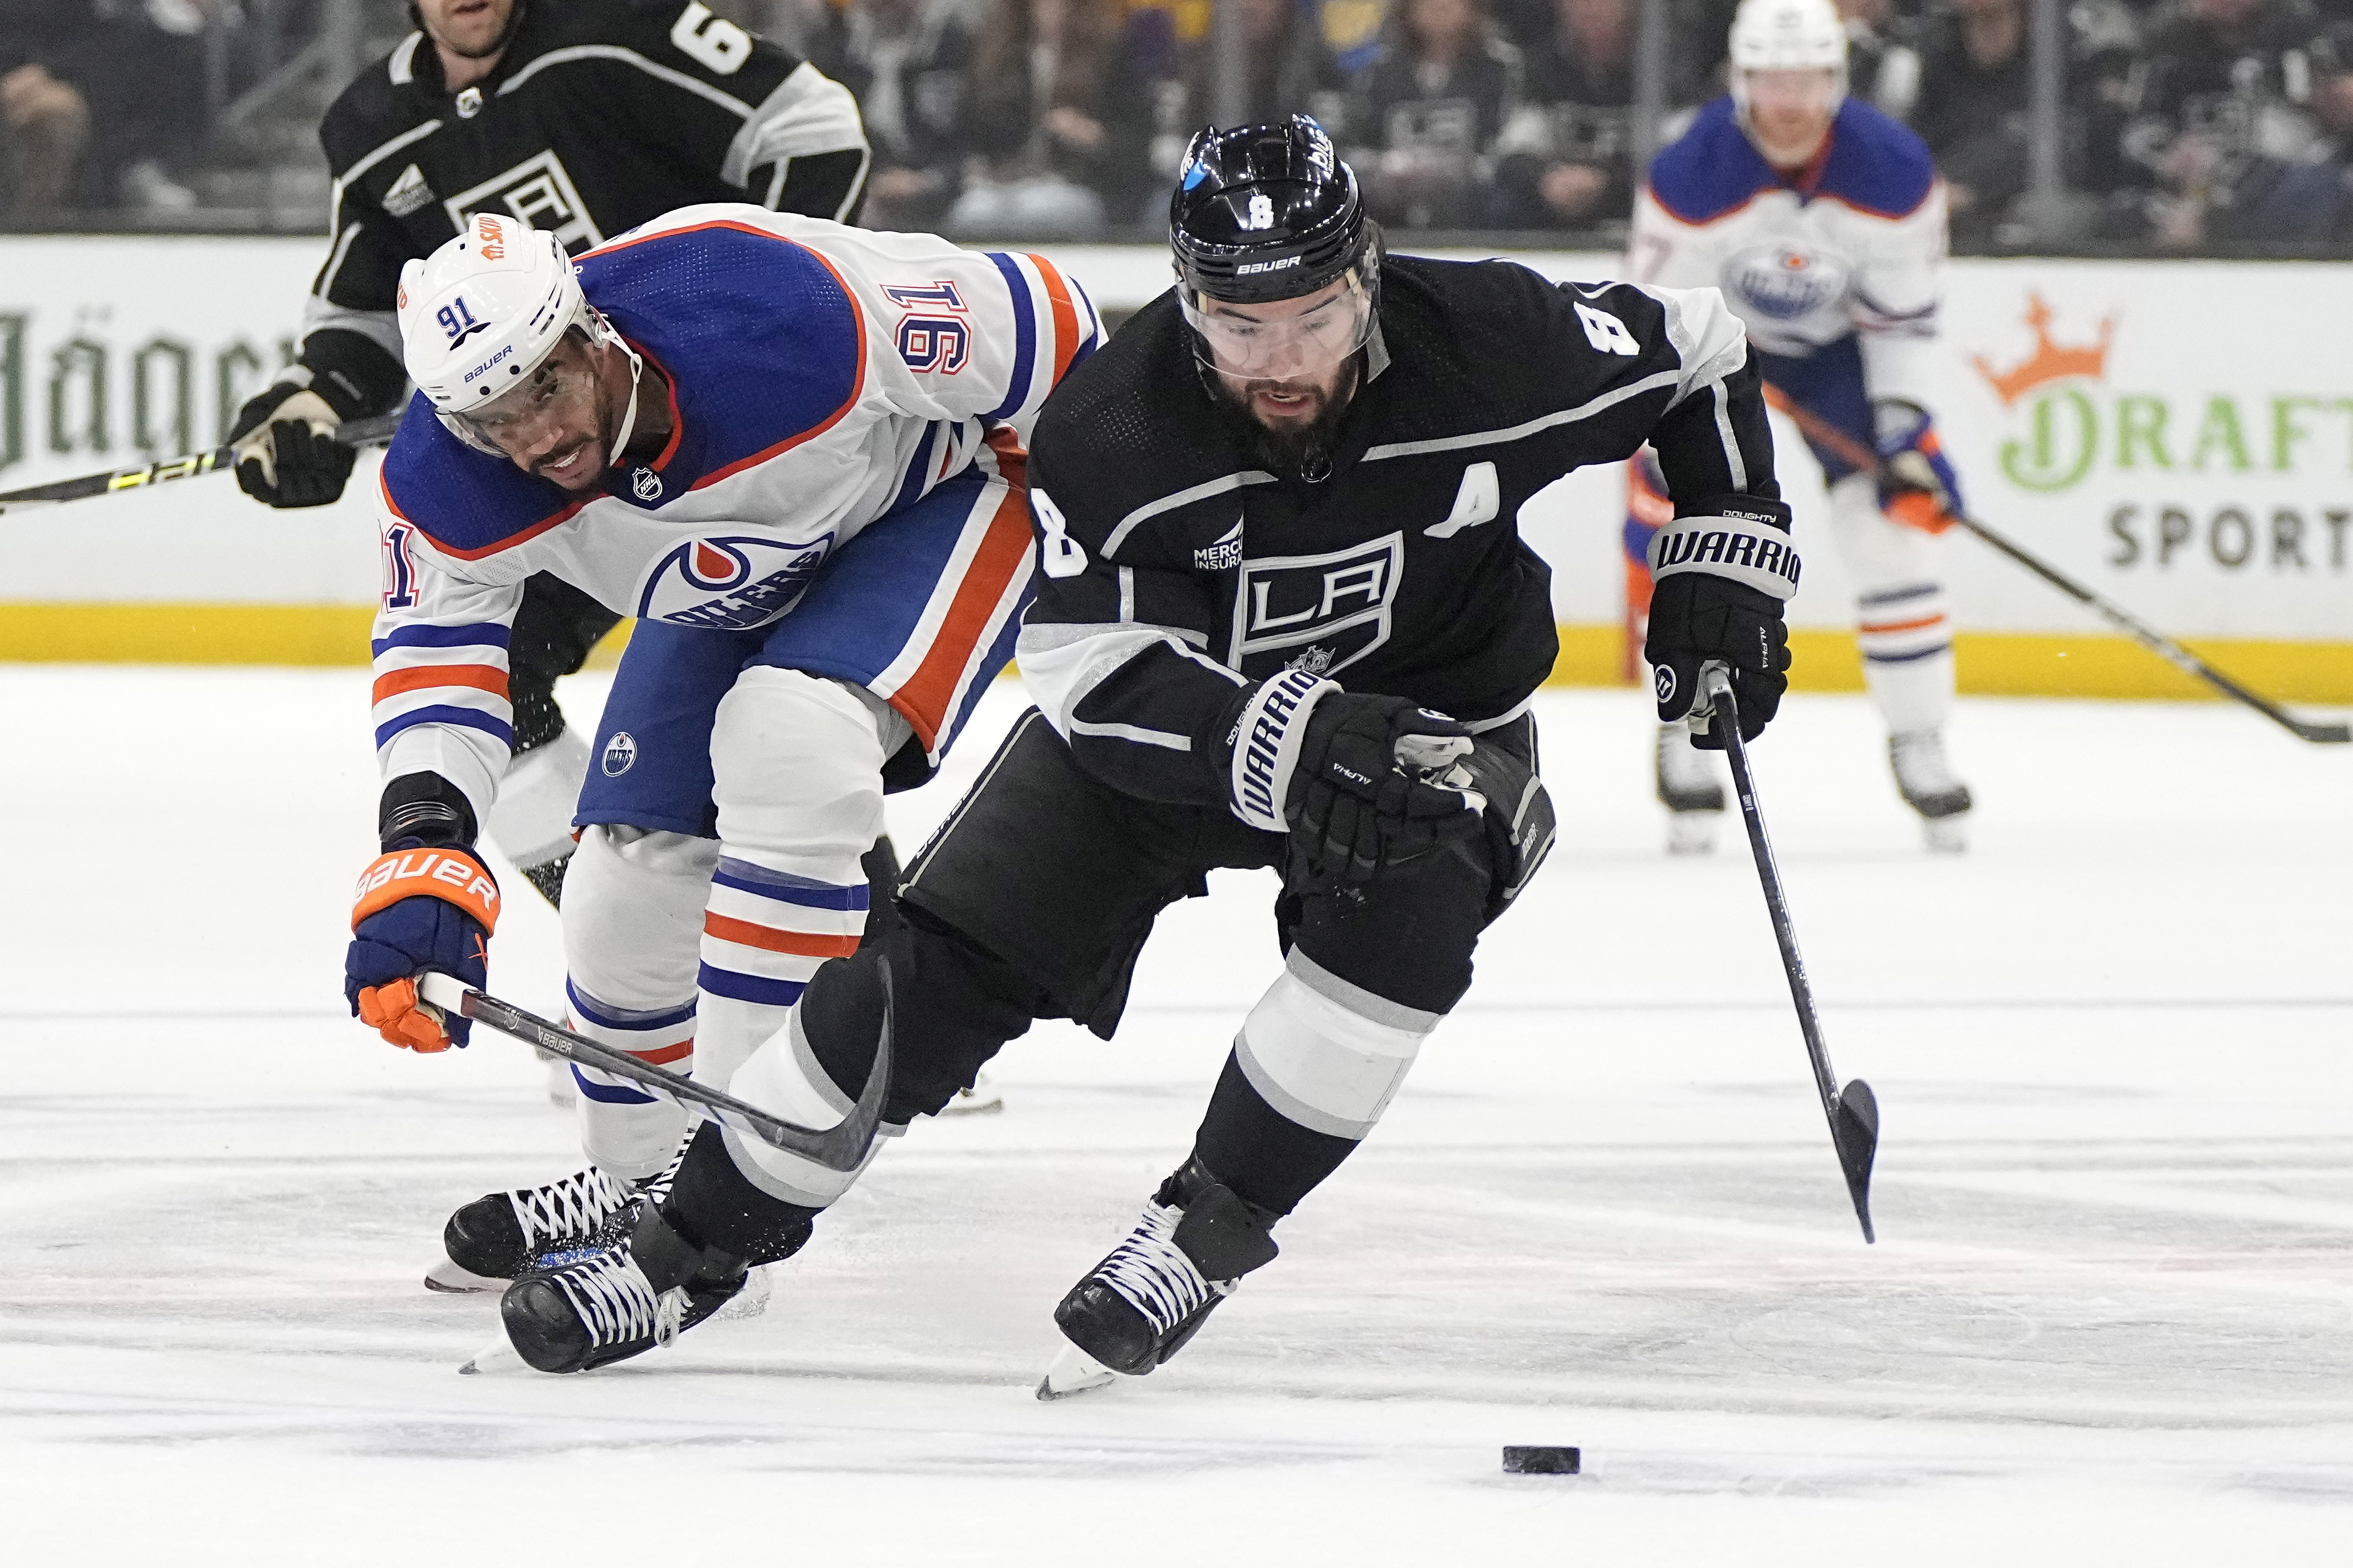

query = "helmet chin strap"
(601, 322), (646, 470)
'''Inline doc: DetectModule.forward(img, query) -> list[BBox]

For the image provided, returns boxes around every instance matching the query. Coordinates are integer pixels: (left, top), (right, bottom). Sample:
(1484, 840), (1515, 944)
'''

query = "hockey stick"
(414, 967), (891, 1173)
(1760, 389), (2350, 744)
(1695, 664), (1879, 1243)
(0, 410), (405, 515)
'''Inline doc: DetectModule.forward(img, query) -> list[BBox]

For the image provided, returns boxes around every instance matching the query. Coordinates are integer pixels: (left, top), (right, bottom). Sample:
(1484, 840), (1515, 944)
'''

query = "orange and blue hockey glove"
(1872, 401), (1962, 534)
(345, 844), (499, 1051)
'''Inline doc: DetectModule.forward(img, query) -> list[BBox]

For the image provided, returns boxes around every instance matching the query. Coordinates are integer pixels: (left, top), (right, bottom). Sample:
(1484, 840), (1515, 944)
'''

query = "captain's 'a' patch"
(1227, 532), (1404, 678)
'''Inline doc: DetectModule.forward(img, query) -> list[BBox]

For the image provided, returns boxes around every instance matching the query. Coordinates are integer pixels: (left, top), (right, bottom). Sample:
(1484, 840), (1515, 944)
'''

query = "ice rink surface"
(1, 667), (2347, 1565)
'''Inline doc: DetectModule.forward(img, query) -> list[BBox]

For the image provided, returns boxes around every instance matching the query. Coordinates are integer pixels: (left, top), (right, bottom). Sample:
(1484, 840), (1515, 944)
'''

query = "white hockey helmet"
(398, 212), (624, 452)
(1727, 0), (1849, 118)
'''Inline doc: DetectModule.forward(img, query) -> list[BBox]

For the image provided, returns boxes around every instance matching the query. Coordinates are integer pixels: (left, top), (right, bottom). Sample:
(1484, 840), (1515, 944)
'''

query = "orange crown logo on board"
(1971, 294), (2114, 407)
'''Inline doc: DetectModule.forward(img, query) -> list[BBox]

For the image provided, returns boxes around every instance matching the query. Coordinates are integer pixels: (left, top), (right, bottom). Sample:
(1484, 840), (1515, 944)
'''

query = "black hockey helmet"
(1170, 117), (1372, 305)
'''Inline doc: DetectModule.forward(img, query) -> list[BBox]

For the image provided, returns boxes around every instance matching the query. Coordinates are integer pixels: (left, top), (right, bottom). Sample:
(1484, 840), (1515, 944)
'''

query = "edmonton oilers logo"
(631, 466), (663, 502)
(1653, 665), (1676, 704)
(682, 538), (749, 590)
(601, 731), (638, 776)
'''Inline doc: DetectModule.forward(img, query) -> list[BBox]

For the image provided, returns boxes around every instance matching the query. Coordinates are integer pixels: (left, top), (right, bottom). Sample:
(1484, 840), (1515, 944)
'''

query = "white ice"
(1, 669), (2348, 1565)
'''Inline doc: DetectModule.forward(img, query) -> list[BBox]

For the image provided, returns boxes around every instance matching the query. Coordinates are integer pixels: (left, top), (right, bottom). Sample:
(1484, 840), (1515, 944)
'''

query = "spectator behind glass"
(1, 0), (211, 214)
(2229, 22), (2353, 238)
(0, 5), (88, 214)
(1165, 0), (1352, 148)
(1838, 0), (1923, 122)
(805, 0), (975, 230)
(1489, 0), (1636, 229)
(1908, 0), (2038, 244)
(2107, 0), (2323, 248)
(1353, 0), (1523, 228)
(951, 0), (1159, 237)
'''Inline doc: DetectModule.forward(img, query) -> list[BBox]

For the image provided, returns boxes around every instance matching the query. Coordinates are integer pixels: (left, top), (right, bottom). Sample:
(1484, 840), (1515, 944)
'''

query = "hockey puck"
(1502, 1446), (1580, 1475)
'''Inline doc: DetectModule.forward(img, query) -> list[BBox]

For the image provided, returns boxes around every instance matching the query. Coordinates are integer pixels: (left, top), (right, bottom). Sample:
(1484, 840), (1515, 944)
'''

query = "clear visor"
(1181, 267), (1375, 379)
(442, 324), (598, 457)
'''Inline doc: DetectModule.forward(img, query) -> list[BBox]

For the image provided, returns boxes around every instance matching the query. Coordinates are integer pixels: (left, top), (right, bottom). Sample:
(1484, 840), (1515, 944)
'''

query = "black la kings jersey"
(297, 0), (868, 416)
(1018, 254), (1782, 807)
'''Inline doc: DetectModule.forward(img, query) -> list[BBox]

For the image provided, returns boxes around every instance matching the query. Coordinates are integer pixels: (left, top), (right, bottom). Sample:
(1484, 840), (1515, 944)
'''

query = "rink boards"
(0, 235), (2346, 702)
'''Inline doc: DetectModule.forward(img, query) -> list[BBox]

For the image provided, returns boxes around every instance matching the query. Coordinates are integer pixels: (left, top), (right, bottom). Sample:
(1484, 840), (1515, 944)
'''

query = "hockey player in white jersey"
(1628, 0), (1972, 851)
(345, 207), (1094, 1296)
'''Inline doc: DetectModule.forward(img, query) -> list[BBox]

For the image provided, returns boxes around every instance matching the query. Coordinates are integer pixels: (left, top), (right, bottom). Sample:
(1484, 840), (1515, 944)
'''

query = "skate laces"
(1092, 1201), (1227, 1335)
(550, 1248), (689, 1349)
(506, 1167), (631, 1249)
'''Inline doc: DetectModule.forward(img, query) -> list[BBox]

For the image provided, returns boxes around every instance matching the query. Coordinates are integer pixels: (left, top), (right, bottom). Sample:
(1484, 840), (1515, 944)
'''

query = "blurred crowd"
(1, 0), (218, 214)
(13, 0), (2353, 248)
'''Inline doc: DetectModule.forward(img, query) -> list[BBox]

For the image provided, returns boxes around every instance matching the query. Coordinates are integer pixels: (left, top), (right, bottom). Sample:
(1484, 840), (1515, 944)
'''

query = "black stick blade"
(2292, 720), (2352, 744)
(1834, 1079), (1880, 1244)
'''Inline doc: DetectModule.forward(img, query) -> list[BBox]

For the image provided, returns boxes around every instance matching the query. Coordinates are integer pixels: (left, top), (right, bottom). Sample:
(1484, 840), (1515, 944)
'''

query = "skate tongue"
(1035, 1339), (1116, 1402)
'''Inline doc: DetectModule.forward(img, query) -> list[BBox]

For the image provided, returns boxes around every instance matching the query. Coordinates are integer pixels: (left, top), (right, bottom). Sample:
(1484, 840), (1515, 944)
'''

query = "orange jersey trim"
(371, 662), (509, 704)
(888, 480), (1032, 750)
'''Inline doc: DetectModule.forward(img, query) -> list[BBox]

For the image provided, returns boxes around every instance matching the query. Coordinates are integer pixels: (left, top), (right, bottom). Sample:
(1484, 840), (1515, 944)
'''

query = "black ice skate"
(1656, 722), (1726, 855)
(1037, 1161), (1278, 1400)
(1889, 730), (1973, 853)
(472, 1201), (806, 1375)
(425, 1163), (661, 1293)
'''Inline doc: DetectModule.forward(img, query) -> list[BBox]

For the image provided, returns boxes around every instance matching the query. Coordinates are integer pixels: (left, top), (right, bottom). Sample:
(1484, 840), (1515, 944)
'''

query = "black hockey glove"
(228, 381), (358, 509)
(1644, 496), (1798, 749)
(1217, 669), (1481, 884)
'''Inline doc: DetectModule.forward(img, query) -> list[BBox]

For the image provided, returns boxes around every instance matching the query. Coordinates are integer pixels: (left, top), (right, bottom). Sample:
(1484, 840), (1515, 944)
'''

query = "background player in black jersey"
(226, 0), (870, 909)
(473, 117), (1801, 1380)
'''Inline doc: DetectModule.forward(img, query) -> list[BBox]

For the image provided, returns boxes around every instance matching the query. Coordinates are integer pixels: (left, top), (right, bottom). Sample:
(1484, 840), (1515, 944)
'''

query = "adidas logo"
(383, 163), (434, 218)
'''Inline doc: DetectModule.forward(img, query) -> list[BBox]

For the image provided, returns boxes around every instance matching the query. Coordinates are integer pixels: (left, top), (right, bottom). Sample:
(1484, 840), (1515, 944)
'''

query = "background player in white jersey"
(345, 207), (1094, 1298)
(1628, 0), (1973, 852)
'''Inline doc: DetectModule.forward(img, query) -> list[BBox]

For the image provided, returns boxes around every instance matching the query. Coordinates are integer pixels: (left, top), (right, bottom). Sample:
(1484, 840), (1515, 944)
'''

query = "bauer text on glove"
(345, 845), (499, 1051)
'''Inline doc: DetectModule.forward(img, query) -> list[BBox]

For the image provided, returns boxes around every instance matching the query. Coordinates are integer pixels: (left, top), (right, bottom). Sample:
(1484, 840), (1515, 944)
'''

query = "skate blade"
(1920, 814), (1968, 854)
(424, 1257), (509, 1294)
(458, 1334), (528, 1377)
(939, 1085), (1005, 1116)
(715, 1265), (772, 1322)
(1035, 1339), (1116, 1402)
(1665, 812), (1719, 856)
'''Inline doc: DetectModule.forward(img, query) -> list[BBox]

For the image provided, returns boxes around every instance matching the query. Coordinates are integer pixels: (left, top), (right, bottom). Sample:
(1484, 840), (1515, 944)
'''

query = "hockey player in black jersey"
(227, 0), (870, 909)
(474, 117), (1800, 1380)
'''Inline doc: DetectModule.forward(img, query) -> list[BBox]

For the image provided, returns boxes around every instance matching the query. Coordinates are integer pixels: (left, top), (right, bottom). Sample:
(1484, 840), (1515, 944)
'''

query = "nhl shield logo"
(631, 466), (663, 502)
(601, 731), (638, 777)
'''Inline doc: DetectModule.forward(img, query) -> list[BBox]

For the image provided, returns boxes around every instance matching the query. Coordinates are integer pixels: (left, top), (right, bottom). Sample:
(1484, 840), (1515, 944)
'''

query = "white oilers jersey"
(1628, 97), (1946, 408)
(371, 202), (1098, 818)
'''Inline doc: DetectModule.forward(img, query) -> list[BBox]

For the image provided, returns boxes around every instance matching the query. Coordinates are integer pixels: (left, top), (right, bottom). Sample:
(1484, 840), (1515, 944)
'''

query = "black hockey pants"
(665, 708), (1551, 1258)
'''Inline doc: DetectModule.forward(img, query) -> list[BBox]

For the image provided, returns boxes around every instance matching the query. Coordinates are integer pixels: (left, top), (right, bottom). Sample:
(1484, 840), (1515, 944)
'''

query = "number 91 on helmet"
(395, 212), (639, 459)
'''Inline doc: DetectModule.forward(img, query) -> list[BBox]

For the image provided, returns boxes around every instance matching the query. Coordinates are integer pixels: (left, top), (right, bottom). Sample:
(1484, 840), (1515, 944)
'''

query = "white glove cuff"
(1228, 668), (1339, 833)
(1648, 510), (1802, 601)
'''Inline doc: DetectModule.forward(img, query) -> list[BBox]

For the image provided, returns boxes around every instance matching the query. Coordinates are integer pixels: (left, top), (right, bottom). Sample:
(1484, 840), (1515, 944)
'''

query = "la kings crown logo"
(1227, 532), (1405, 677)
(443, 150), (605, 253)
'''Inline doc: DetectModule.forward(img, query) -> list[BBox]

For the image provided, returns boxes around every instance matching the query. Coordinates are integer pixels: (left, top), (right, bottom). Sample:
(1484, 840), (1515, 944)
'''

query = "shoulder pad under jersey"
(380, 397), (587, 562)
(577, 214), (866, 494)
(1646, 99), (1780, 225)
(1811, 99), (1937, 219)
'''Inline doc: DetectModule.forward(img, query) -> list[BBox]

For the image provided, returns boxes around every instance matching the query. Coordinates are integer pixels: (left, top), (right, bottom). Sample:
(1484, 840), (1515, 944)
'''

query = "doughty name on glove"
(1647, 508), (1803, 600)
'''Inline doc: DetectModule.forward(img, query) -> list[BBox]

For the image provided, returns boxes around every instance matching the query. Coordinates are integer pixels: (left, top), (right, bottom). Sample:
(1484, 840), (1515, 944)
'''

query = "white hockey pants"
(558, 667), (910, 1181)
(1826, 472), (1956, 736)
